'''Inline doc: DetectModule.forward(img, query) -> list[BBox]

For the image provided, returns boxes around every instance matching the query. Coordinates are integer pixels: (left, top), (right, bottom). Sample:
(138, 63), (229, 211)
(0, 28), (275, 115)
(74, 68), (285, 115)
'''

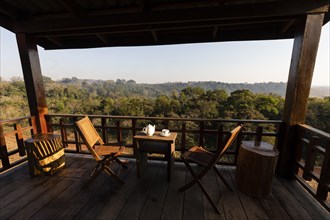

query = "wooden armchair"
(75, 116), (127, 184)
(179, 125), (243, 214)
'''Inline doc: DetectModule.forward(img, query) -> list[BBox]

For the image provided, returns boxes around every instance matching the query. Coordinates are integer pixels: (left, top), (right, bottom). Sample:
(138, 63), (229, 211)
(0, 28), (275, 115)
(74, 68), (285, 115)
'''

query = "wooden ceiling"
(0, 0), (329, 50)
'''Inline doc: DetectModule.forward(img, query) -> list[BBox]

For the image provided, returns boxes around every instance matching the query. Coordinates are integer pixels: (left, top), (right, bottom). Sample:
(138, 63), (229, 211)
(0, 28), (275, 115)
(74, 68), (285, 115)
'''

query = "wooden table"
(236, 141), (279, 197)
(25, 133), (65, 177)
(133, 131), (177, 181)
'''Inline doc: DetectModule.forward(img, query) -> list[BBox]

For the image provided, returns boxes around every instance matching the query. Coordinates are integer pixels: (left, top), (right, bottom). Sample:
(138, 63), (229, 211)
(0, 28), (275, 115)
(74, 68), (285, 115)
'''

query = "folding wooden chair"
(75, 116), (127, 184)
(179, 125), (243, 214)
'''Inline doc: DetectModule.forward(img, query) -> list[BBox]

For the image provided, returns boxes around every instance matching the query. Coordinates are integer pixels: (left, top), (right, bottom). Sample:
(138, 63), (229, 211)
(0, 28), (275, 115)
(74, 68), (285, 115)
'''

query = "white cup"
(162, 129), (170, 136)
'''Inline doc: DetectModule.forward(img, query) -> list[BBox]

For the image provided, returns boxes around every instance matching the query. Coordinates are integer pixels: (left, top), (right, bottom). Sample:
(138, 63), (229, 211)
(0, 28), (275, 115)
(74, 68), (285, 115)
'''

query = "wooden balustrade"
(44, 114), (282, 166)
(0, 116), (36, 172)
(0, 114), (281, 171)
(295, 124), (330, 211)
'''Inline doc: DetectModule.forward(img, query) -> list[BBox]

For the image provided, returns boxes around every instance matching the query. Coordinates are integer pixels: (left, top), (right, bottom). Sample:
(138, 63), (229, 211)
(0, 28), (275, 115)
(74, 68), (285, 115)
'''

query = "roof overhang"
(0, 0), (329, 50)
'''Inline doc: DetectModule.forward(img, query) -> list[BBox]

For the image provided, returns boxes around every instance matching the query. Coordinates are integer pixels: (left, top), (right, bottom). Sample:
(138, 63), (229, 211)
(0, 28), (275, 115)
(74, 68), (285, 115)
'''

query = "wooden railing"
(0, 114), (282, 173)
(0, 116), (37, 172)
(44, 114), (282, 166)
(295, 124), (330, 211)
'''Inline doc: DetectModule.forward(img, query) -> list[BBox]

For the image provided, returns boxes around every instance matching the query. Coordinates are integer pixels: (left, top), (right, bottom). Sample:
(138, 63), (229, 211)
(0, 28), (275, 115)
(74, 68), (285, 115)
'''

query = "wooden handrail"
(295, 123), (330, 211)
(44, 114), (282, 167)
(0, 116), (36, 172)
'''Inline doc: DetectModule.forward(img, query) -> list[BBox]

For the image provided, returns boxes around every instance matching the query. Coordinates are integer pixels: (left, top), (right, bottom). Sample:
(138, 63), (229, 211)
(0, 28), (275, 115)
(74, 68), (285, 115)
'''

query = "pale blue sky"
(0, 24), (329, 85)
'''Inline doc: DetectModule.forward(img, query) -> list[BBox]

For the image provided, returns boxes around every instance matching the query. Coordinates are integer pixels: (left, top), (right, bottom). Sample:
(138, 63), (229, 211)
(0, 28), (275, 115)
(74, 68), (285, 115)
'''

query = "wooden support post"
(16, 33), (48, 134)
(277, 14), (325, 178)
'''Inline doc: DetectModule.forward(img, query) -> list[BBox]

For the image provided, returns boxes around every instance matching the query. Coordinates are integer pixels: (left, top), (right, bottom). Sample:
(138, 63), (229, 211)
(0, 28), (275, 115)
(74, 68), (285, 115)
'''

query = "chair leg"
(181, 159), (222, 214)
(91, 164), (101, 177)
(103, 165), (125, 184)
(179, 159), (199, 191)
(115, 157), (128, 168)
(213, 167), (233, 191)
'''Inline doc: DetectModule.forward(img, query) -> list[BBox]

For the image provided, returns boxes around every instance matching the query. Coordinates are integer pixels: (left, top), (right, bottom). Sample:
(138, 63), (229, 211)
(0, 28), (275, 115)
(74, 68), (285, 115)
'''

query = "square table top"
(133, 131), (177, 143)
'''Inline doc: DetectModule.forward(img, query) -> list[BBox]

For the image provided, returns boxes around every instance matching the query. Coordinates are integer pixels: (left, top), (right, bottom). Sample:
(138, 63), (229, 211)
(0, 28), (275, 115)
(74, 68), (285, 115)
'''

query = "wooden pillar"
(16, 33), (48, 133)
(277, 14), (325, 178)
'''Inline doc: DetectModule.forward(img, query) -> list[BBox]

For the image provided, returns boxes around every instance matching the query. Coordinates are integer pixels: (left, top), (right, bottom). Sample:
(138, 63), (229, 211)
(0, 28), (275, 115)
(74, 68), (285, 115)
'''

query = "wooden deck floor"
(0, 154), (328, 220)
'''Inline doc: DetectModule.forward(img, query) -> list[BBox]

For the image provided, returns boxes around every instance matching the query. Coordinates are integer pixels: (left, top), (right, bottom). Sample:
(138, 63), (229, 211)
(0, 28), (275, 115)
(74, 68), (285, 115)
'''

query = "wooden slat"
(227, 167), (269, 219)
(278, 177), (329, 219)
(271, 177), (314, 219)
(182, 165), (204, 220)
(221, 167), (247, 219)
(95, 166), (138, 219)
(160, 163), (186, 220)
(0, 154), (327, 219)
(115, 161), (162, 219)
(73, 164), (135, 219)
(202, 168), (225, 220)
(139, 162), (168, 219)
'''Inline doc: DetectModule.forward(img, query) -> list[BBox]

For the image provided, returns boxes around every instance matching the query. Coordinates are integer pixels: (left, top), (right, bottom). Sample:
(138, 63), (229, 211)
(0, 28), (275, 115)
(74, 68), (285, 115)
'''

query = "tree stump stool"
(236, 141), (279, 197)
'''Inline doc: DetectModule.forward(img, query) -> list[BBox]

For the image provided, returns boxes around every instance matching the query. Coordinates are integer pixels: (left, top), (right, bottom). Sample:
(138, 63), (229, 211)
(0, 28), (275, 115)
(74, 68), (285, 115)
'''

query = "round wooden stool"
(236, 141), (279, 197)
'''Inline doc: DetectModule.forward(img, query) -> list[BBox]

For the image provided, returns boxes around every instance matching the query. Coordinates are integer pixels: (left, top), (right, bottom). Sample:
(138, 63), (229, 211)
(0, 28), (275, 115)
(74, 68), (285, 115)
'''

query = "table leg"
(166, 143), (173, 182)
(134, 140), (148, 178)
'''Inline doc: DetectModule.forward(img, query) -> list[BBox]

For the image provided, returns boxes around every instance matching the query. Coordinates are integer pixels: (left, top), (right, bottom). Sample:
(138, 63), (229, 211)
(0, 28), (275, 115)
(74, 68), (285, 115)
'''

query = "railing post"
(14, 123), (26, 156)
(199, 121), (204, 146)
(255, 126), (263, 146)
(132, 118), (137, 137)
(101, 117), (107, 144)
(0, 124), (10, 169)
(302, 136), (319, 181)
(181, 122), (186, 154)
(44, 115), (52, 133)
(316, 139), (330, 201)
(60, 119), (68, 148)
(234, 122), (243, 165)
(29, 116), (37, 135)
(217, 124), (224, 148)
(164, 119), (169, 129)
(72, 116), (81, 152)
(116, 121), (122, 143)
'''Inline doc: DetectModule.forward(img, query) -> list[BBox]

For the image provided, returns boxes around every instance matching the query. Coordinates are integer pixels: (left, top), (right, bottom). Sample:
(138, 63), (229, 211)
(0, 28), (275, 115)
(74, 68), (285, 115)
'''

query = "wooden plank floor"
(0, 154), (328, 220)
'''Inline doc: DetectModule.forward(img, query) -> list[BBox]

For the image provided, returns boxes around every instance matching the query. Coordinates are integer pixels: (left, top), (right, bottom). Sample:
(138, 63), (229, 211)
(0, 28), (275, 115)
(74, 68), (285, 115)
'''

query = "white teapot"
(142, 124), (155, 136)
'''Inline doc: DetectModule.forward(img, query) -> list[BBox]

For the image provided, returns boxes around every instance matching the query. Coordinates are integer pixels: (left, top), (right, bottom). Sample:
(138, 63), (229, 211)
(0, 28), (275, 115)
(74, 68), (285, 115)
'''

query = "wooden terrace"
(0, 0), (330, 217)
(1, 154), (329, 220)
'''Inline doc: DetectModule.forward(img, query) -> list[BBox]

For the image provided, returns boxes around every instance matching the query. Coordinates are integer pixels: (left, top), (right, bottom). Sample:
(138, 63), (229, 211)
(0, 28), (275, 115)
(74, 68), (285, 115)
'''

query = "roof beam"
(14, 0), (329, 34)
(151, 30), (158, 43)
(0, 2), (18, 19)
(59, 0), (87, 16)
(46, 37), (63, 47)
(32, 17), (294, 38)
(96, 33), (109, 45)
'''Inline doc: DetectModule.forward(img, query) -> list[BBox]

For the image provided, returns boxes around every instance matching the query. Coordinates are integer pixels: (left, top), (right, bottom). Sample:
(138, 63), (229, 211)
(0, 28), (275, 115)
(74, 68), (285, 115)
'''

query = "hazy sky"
(0, 24), (329, 85)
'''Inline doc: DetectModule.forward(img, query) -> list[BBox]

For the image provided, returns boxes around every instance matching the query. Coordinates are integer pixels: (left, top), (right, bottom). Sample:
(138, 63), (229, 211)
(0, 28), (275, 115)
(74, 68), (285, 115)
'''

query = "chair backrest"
(75, 116), (104, 161)
(208, 124), (243, 169)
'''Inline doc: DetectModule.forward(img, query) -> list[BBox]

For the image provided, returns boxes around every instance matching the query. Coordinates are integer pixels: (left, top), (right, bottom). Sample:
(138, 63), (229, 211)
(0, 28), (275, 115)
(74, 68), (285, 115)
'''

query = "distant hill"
(309, 86), (330, 98)
(56, 77), (288, 96)
(51, 76), (328, 98)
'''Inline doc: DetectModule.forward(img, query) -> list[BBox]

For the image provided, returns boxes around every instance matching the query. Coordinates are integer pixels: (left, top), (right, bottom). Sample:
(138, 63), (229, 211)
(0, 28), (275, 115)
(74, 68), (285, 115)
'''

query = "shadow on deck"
(0, 154), (328, 220)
